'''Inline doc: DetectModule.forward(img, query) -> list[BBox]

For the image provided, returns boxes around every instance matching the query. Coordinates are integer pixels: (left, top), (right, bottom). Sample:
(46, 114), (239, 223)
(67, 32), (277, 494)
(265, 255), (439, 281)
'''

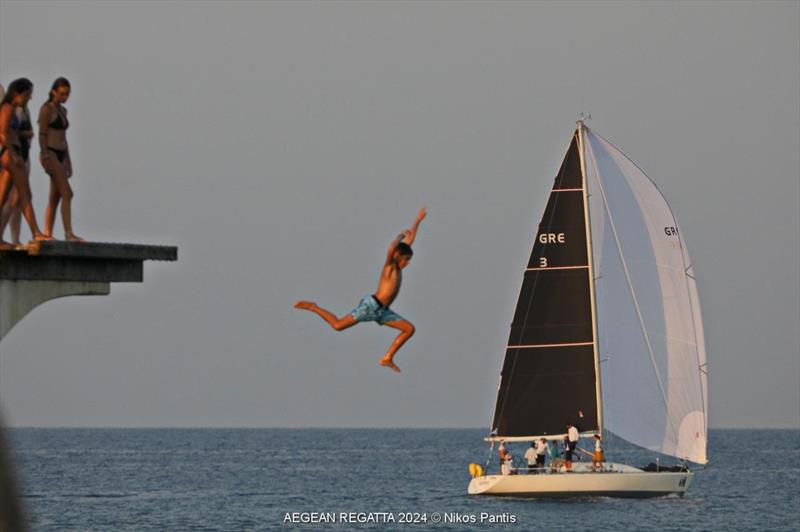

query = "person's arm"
(38, 103), (51, 156)
(385, 230), (409, 265)
(0, 104), (12, 149)
(402, 206), (427, 246)
(64, 125), (72, 177)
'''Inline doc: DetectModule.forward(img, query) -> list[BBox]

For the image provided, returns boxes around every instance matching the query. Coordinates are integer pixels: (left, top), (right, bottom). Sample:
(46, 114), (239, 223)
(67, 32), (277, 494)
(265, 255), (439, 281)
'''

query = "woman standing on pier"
(0, 78), (50, 247)
(39, 77), (83, 241)
(0, 102), (32, 246)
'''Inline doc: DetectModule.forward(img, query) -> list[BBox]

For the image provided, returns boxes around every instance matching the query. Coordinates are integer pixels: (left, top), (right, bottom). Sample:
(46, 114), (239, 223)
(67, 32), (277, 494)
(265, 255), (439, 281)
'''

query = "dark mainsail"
(491, 130), (600, 439)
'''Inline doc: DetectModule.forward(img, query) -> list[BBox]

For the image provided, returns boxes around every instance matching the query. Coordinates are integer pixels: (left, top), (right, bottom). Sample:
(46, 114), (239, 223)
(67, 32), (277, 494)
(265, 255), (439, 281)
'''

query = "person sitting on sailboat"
(549, 440), (563, 472)
(294, 207), (427, 373)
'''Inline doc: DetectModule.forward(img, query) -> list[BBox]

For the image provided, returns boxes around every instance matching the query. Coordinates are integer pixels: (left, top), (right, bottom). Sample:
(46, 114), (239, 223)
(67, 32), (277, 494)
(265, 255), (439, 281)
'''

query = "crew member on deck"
(591, 434), (604, 470)
(565, 422), (580, 471)
(524, 442), (537, 472)
(498, 439), (509, 468)
(549, 439), (563, 472)
(536, 438), (548, 470)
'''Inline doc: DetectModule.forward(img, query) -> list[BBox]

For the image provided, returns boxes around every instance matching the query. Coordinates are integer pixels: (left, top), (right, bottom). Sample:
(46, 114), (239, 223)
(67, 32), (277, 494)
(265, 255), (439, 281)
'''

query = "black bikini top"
(49, 106), (69, 130)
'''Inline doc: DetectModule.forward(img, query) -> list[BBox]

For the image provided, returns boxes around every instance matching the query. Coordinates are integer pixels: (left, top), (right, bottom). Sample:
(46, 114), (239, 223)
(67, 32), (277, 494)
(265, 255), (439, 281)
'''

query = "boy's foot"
(32, 233), (54, 242)
(379, 358), (401, 373)
(65, 232), (86, 242)
(293, 300), (317, 310)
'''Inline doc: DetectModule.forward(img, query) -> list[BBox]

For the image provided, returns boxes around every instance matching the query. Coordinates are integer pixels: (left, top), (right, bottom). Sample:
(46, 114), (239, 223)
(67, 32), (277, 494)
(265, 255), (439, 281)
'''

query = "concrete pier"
(0, 241), (177, 530)
(0, 241), (177, 341)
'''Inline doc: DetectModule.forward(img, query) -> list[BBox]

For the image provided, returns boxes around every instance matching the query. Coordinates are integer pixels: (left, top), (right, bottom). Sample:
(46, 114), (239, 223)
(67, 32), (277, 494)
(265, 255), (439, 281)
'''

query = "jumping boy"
(294, 207), (426, 374)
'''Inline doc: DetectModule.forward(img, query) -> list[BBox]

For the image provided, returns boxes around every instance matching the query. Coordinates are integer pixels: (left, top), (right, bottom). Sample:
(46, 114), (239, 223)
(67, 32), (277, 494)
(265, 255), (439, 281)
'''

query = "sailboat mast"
(576, 118), (604, 436)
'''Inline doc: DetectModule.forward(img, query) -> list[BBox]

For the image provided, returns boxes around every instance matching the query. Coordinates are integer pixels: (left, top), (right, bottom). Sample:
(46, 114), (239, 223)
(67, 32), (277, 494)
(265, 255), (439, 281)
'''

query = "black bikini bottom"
(48, 147), (67, 163)
(0, 145), (25, 161)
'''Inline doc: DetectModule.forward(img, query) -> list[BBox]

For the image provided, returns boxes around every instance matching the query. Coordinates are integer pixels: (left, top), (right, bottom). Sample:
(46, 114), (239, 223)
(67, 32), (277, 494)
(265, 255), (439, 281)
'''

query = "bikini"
(0, 103), (24, 160)
(46, 106), (69, 163)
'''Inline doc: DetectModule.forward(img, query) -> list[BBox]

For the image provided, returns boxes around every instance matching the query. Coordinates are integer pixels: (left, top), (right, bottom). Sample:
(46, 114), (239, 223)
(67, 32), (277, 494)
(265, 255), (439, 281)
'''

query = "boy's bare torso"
(375, 264), (401, 307)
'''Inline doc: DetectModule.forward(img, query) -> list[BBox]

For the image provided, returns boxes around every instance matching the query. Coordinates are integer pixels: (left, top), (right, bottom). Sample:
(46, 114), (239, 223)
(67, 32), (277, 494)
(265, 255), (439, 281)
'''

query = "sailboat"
(468, 117), (708, 498)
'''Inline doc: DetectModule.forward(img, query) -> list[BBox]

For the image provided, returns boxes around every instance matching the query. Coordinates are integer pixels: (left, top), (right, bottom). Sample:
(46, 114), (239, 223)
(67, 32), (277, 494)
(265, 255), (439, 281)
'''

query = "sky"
(0, 1), (797, 430)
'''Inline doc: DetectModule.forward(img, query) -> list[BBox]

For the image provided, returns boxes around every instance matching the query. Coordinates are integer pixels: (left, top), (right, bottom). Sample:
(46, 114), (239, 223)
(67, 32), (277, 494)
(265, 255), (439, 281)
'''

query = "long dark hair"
(47, 77), (71, 103)
(0, 78), (33, 106)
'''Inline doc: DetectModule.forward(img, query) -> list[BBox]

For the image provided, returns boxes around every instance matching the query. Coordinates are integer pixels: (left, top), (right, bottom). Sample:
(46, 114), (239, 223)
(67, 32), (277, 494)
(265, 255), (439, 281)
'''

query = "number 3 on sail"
(468, 118), (708, 499)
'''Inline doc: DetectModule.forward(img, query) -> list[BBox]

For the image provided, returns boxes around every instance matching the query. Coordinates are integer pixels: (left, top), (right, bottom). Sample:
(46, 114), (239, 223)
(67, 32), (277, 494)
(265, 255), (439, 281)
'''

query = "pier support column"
(0, 280), (110, 341)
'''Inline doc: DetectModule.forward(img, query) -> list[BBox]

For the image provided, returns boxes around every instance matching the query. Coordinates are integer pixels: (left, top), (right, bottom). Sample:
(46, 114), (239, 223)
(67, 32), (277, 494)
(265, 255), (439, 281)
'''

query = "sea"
(3, 428), (799, 531)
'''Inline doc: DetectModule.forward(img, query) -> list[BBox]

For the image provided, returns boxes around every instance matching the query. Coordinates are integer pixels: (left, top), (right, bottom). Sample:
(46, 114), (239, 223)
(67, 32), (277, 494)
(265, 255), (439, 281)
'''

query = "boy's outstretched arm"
(402, 206), (427, 246)
(386, 230), (409, 265)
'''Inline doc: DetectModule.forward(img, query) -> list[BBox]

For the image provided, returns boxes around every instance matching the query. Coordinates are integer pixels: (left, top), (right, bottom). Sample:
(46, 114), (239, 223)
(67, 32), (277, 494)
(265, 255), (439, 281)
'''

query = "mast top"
(576, 112), (592, 130)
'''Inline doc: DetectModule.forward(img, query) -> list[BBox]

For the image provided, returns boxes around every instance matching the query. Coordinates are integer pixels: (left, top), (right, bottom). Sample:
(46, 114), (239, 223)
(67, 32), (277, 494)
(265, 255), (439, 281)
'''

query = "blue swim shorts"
(350, 295), (404, 325)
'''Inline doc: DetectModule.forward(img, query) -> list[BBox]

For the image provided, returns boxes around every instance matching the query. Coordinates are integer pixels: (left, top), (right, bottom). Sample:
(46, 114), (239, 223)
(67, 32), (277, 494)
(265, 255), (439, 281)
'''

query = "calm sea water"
(5, 428), (799, 531)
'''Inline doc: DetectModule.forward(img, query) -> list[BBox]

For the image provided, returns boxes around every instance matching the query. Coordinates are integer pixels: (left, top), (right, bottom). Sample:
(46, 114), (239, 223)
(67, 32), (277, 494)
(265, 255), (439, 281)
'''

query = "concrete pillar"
(0, 280), (109, 341)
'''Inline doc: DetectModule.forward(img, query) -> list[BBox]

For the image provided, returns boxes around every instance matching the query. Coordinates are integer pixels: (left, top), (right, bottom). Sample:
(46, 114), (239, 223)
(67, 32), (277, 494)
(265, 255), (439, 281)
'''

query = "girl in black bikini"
(39, 77), (83, 242)
(0, 78), (50, 246)
(0, 103), (33, 245)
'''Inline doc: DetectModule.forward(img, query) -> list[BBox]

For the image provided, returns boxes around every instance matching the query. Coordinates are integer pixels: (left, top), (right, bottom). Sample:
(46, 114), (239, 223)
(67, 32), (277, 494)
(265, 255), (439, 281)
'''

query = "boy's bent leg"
(379, 319), (415, 373)
(294, 301), (358, 331)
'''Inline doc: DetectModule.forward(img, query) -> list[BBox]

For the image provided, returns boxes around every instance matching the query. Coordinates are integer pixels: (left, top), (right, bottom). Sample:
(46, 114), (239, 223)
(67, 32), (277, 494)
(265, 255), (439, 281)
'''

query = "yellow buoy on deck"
(468, 463), (483, 478)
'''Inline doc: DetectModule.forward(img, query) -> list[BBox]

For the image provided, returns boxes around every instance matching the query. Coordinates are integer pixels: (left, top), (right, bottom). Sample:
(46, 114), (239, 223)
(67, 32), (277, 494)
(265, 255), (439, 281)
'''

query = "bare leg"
(13, 161), (28, 244)
(294, 300), (358, 331)
(10, 207), (20, 245)
(44, 158), (82, 241)
(0, 188), (16, 243)
(0, 191), (20, 245)
(0, 163), (18, 248)
(379, 320), (415, 373)
(44, 180), (59, 238)
(4, 156), (48, 240)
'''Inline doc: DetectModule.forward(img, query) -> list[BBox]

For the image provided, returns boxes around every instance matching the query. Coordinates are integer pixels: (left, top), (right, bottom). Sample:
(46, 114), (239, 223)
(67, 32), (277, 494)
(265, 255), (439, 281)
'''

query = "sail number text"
(537, 233), (565, 268)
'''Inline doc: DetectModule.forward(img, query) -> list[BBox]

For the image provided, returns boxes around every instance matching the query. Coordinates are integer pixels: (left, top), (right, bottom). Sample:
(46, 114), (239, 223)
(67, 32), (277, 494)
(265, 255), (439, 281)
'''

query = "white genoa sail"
(582, 127), (708, 465)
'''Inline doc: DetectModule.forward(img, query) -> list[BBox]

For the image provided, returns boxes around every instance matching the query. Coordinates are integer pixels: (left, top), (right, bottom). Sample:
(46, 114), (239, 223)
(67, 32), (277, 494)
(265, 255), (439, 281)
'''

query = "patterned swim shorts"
(350, 295), (404, 325)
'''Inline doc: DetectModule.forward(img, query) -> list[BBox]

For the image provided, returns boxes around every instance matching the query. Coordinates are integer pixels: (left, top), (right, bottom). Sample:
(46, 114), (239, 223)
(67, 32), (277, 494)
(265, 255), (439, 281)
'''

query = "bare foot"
(294, 300), (317, 310)
(379, 358), (401, 373)
(0, 240), (13, 251)
(65, 232), (86, 242)
(32, 233), (54, 242)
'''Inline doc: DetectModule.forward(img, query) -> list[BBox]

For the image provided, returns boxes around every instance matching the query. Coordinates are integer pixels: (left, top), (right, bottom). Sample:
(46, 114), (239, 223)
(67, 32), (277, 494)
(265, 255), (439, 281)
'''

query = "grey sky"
(0, 1), (797, 429)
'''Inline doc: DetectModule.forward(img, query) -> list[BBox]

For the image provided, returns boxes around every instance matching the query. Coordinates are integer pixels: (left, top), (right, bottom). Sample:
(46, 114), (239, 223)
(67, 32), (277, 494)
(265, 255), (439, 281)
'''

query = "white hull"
(468, 463), (692, 498)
